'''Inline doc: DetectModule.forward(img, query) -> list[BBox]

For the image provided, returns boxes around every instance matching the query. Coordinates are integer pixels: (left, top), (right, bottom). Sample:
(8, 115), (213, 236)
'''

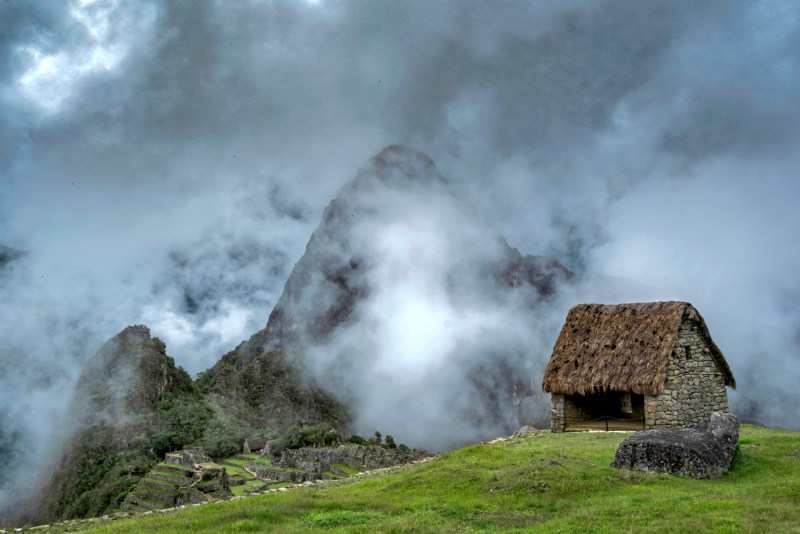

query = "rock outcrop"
(513, 425), (540, 437)
(611, 412), (740, 479)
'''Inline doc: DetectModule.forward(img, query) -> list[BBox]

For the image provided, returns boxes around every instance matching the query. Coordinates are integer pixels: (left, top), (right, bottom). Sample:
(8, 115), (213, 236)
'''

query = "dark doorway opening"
(565, 391), (645, 431)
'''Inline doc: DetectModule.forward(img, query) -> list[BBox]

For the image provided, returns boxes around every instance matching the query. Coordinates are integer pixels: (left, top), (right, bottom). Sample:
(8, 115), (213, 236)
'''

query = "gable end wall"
(644, 316), (729, 428)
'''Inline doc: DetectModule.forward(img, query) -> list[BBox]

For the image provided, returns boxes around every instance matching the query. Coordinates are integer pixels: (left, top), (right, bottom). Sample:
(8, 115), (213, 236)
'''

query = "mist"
(1, 0), (799, 507)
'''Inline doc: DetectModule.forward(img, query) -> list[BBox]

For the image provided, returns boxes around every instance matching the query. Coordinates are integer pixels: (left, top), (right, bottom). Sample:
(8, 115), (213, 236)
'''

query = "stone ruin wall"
(644, 316), (729, 429)
(550, 394), (592, 432)
(550, 394), (565, 432)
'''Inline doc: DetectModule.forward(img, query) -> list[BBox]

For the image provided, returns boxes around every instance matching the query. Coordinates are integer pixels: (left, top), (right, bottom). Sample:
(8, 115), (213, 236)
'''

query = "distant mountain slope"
(18, 326), (209, 524)
(18, 325), (346, 525)
(195, 328), (349, 433)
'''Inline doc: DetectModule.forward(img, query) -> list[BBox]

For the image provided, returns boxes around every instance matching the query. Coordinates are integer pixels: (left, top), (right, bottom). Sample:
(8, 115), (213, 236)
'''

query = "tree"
(345, 434), (366, 445)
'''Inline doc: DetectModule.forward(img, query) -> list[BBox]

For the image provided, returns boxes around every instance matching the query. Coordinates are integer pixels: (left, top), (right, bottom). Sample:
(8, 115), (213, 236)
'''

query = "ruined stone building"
(542, 301), (735, 432)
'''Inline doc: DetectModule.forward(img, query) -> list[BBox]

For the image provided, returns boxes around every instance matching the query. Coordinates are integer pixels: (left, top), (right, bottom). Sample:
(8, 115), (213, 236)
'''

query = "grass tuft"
(301, 510), (383, 527)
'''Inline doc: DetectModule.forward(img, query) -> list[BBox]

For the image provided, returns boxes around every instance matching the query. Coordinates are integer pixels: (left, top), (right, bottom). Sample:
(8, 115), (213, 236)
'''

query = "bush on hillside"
(366, 431), (382, 446)
(270, 424), (341, 456)
(345, 434), (366, 445)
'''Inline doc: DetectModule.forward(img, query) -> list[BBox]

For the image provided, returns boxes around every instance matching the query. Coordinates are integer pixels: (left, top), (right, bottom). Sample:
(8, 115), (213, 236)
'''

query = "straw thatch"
(542, 301), (735, 396)
(243, 437), (265, 453)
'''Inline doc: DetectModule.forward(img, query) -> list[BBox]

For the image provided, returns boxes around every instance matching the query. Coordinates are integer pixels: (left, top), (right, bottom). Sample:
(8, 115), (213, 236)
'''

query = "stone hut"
(243, 437), (265, 454)
(542, 301), (735, 432)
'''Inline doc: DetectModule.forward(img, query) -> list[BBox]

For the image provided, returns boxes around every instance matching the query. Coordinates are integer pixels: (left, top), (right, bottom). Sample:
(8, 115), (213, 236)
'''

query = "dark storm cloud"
(1, 0), (799, 514)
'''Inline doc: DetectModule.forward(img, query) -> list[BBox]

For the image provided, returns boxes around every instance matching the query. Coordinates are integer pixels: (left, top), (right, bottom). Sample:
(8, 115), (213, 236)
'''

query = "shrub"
(345, 434), (366, 445)
(270, 424), (341, 456)
(366, 431), (382, 446)
(151, 432), (178, 458)
(383, 435), (396, 449)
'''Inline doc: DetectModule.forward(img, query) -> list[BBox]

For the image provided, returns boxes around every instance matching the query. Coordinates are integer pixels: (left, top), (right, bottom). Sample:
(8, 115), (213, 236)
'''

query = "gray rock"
(514, 425), (540, 437)
(611, 412), (740, 479)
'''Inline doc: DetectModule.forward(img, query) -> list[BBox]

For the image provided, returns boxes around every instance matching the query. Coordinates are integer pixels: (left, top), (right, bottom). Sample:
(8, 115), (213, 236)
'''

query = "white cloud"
(15, 0), (156, 113)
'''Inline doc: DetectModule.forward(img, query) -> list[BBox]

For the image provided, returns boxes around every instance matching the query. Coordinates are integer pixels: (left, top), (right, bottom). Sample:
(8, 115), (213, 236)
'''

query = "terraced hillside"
(122, 461), (205, 513)
(121, 444), (428, 513)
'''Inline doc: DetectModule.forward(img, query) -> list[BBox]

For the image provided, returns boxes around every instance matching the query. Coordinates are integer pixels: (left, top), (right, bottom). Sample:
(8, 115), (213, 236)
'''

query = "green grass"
(223, 465), (254, 479)
(71, 425), (800, 533)
(158, 462), (193, 471)
(196, 462), (223, 469)
(231, 481), (265, 497)
(246, 457), (275, 467)
(223, 458), (250, 466)
(331, 463), (360, 475)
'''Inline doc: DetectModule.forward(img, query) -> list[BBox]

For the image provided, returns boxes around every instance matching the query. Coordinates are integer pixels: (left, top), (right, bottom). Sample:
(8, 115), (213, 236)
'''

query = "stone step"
(126, 491), (168, 510)
(140, 487), (179, 506)
(150, 471), (195, 486)
(120, 502), (151, 513)
(330, 466), (350, 477)
(185, 489), (209, 504)
(343, 457), (365, 471)
(140, 477), (180, 492)
(155, 463), (195, 476)
(219, 460), (240, 468)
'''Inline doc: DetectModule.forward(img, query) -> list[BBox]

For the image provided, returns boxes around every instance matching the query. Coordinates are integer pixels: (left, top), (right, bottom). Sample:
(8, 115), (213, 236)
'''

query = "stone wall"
(564, 396), (591, 427)
(550, 394), (565, 432)
(550, 393), (592, 432)
(644, 316), (729, 428)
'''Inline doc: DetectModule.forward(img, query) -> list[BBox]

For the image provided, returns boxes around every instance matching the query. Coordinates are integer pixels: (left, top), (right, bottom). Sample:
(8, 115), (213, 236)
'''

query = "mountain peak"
(71, 324), (192, 426)
(367, 145), (447, 187)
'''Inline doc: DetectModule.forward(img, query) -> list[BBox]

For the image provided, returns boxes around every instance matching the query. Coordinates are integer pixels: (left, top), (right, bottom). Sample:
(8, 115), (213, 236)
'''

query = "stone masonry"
(550, 394), (593, 432)
(643, 316), (729, 429)
(551, 316), (729, 432)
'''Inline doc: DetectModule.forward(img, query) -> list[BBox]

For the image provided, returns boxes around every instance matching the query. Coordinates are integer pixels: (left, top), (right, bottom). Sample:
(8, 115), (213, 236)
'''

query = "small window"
(684, 344), (692, 360)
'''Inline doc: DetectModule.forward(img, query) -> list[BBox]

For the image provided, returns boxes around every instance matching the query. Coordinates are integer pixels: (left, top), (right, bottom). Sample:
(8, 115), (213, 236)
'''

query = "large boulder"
(611, 412), (740, 479)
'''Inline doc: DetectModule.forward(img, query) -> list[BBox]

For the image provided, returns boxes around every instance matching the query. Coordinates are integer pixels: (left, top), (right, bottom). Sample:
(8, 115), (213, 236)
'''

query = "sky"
(1, 0), (800, 503)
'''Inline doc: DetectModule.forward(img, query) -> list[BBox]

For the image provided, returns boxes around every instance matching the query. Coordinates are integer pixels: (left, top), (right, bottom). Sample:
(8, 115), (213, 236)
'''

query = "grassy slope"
(74, 425), (799, 533)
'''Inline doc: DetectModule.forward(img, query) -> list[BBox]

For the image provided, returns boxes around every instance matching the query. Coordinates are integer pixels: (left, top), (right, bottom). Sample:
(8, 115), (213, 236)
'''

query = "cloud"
(1, 0), (800, 512)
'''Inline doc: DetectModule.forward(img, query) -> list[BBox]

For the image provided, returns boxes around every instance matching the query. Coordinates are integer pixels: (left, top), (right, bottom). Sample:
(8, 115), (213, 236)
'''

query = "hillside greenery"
(14, 325), (349, 526)
(62, 424), (799, 533)
(196, 328), (349, 433)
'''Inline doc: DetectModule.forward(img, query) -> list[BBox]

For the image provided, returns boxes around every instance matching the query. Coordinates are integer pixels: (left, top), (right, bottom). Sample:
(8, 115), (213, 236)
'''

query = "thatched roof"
(244, 437), (265, 451)
(542, 301), (735, 396)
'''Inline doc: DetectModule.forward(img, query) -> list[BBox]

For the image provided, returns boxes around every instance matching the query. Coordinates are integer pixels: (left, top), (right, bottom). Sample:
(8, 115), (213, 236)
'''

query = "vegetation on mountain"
(18, 327), (211, 523)
(15, 324), (348, 526)
(268, 424), (341, 457)
(196, 327), (349, 436)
